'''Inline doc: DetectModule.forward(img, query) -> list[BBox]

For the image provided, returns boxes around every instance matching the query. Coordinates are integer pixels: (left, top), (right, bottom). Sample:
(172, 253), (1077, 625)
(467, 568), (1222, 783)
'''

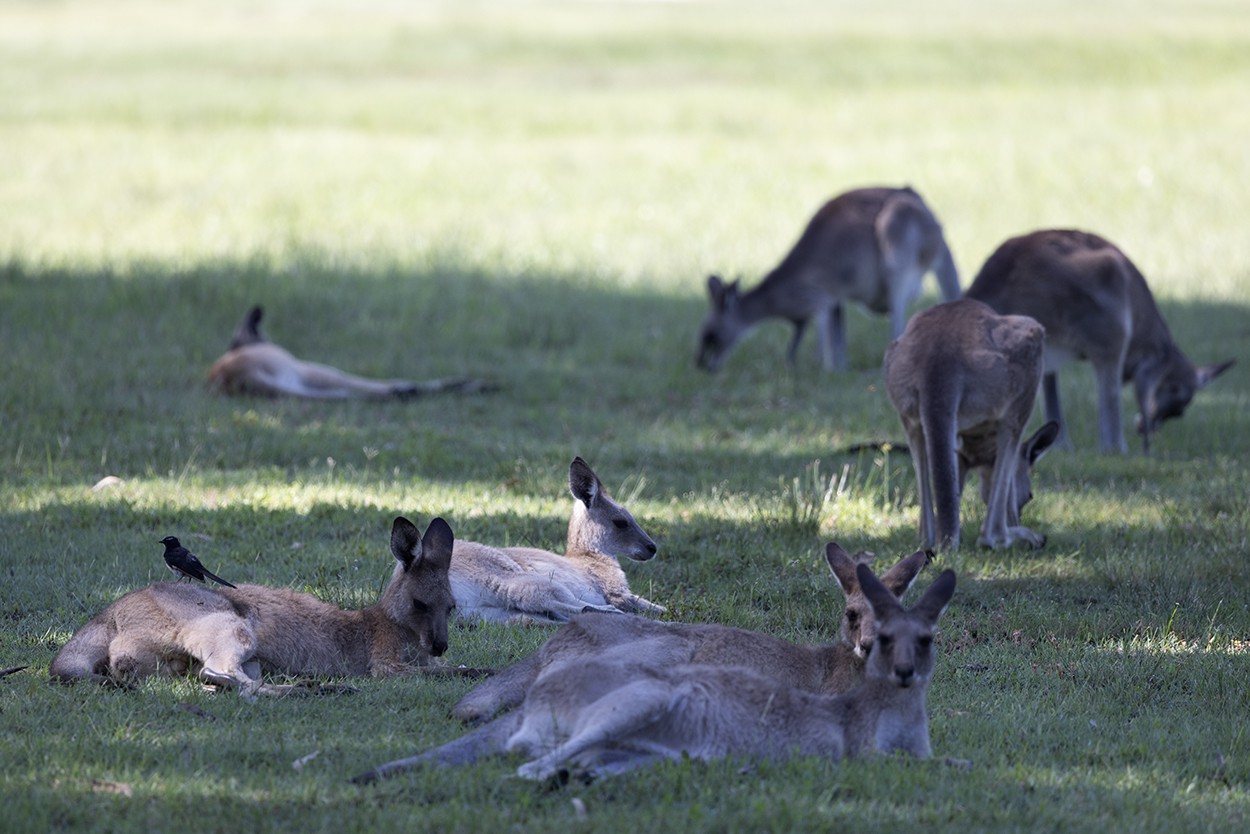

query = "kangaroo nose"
(895, 665), (914, 685)
(645, 541), (657, 556)
(431, 637), (448, 657)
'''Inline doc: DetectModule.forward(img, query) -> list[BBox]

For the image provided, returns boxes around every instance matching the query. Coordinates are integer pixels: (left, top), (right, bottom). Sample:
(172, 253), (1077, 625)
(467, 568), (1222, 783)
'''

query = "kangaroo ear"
(856, 563), (905, 619)
(824, 542), (862, 595)
(910, 569), (957, 624)
(1197, 359), (1234, 388)
(878, 548), (932, 599)
(568, 456), (601, 507)
(418, 517), (455, 572)
(390, 516), (423, 570)
(1025, 421), (1061, 465)
(228, 305), (268, 350)
(706, 274), (725, 299)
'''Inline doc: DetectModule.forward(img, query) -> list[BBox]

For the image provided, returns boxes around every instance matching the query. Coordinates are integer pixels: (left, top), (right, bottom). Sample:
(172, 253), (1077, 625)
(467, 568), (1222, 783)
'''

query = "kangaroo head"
(858, 563), (956, 689)
(965, 420), (1059, 527)
(227, 305), (269, 351)
(1135, 352), (1234, 451)
(825, 543), (931, 657)
(567, 456), (658, 562)
(696, 274), (745, 372)
(383, 516), (456, 659)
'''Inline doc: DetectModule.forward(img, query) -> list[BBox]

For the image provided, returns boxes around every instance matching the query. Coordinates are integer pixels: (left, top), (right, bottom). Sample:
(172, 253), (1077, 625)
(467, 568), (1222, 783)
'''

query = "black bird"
(160, 536), (237, 588)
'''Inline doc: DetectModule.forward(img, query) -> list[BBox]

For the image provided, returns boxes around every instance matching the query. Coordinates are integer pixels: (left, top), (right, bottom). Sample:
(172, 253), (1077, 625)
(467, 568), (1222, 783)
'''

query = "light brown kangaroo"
(49, 517), (474, 698)
(208, 306), (495, 400)
(696, 186), (961, 373)
(350, 544), (930, 782)
(449, 457), (664, 625)
(884, 298), (1060, 550)
(499, 564), (956, 781)
(966, 229), (1234, 453)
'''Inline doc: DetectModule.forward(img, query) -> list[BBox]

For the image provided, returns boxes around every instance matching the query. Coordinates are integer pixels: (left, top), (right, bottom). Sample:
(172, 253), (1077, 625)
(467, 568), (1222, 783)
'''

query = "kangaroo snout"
(893, 665), (915, 686)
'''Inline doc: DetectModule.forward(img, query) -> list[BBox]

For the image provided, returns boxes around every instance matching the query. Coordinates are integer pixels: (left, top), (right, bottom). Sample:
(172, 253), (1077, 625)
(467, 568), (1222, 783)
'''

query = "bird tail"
(202, 570), (237, 589)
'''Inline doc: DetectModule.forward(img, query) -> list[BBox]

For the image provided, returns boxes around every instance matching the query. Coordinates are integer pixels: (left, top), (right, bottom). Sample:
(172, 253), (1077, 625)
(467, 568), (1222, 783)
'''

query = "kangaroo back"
(885, 298), (1053, 549)
(966, 229), (1234, 452)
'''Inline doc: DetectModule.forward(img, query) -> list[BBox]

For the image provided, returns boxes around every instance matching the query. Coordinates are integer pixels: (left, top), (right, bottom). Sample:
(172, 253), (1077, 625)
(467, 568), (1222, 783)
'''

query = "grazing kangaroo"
(351, 544), (930, 782)
(50, 517), (473, 698)
(449, 457), (663, 625)
(884, 298), (1060, 550)
(696, 186), (961, 373)
(208, 305), (495, 400)
(500, 563), (956, 781)
(966, 229), (1234, 453)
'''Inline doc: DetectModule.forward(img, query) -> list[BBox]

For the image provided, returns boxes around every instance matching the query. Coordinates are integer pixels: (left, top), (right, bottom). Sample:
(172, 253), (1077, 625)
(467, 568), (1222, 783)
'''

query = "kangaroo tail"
(391, 377), (499, 400)
(350, 712), (523, 783)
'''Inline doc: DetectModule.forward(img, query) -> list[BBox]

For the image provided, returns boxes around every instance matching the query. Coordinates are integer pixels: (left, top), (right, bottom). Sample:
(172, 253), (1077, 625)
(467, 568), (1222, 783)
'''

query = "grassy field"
(2, 0), (1249, 831)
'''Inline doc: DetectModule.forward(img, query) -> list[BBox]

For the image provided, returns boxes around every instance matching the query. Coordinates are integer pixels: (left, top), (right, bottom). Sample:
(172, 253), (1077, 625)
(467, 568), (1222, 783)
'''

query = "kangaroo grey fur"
(350, 544), (930, 783)
(498, 563), (956, 781)
(208, 305), (495, 400)
(449, 457), (663, 624)
(696, 186), (961, 373)
(884, 298), (1059, 550)
(966, 229), (1233, 453)
(50, 517), (478, 698)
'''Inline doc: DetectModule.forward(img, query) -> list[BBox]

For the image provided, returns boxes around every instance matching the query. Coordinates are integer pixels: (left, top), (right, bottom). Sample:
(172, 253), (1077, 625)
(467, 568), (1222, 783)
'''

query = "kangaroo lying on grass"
(50, 517), (477, 698)
(885, 298), (1059, 550)
(966, 229), (1234, 453)
(449, 457), (665, 624)
(208, 305), (495, 400)
(351, 544), (930, 782)
(696, 186), (961, 373)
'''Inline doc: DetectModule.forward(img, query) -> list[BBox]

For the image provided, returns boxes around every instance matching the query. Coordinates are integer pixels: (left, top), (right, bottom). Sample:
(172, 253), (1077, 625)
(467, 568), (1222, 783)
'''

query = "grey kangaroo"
(884, 298), (1060, 550)
(696, 186), (961, 373)
(449, 457), (664, 624)
(208, 305), (494, 399)
(351, 544), (931, 783)
(966, 229), (1233, 452)
(50, 517), (475, 698)
(426, 565), (956, 782)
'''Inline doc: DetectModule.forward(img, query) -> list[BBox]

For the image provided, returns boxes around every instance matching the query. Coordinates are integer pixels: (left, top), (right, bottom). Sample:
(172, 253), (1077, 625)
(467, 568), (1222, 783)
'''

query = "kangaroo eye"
(918, 635), (933, 649)
(876, 634), (892, 648)
(412, 600), (428, 614)
(845, 611), (859, 626)
(612, 519), (629, 530)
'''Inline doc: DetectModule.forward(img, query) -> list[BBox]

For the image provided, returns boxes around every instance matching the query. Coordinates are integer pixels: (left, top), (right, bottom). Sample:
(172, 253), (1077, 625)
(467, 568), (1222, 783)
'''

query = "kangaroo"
(449, 457), (664, 625)
(966, 229), (1234, 453)
(696, 186), (961, 373)
(351, 544), (931, 782)
(50, 517), (474, 698)
(208, 305), (495, 400)
(498, 563), (956, 782)
(884, 298), (1060, 550)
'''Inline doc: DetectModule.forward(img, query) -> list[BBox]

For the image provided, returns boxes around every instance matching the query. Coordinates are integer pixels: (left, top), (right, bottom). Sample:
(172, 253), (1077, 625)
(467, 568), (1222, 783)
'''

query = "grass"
(2, 0), (1249, 831)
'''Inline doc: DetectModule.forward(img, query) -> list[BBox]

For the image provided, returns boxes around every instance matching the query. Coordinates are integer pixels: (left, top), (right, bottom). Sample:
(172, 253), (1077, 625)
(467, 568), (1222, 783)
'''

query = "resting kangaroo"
(966, 229), (1234, 453)
(696, 186), (961, 373)
(500, 564), (956, 781)
(449, 457), (664, 625)
(208, 305), (494, 400)
(351, 544), (931, 782)
(50, 517), (471, 698)
(884, 298), (1060, 550)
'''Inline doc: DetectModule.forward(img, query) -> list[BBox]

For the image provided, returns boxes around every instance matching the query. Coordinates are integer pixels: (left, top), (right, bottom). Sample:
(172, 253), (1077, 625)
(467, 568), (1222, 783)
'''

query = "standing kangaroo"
(208, 305), (494, 400)
(50, 517), (471, 698)
(696, 186), (961, 373)
(966, 229), (1234, 453)
(499, 564), (956, 781)
(449, 457), (664, 624)
(885, 298), (1060, 550)
(351, 544), (931, 783)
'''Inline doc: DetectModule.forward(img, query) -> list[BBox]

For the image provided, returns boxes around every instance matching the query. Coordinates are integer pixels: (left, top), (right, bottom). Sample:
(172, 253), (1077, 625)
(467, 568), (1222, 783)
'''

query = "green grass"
(2, 0), (1249, 831)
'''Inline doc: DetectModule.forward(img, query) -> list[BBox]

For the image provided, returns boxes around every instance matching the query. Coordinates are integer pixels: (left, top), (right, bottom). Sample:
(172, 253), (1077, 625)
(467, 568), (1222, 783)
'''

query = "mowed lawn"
(1, 1), (1248, 831)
